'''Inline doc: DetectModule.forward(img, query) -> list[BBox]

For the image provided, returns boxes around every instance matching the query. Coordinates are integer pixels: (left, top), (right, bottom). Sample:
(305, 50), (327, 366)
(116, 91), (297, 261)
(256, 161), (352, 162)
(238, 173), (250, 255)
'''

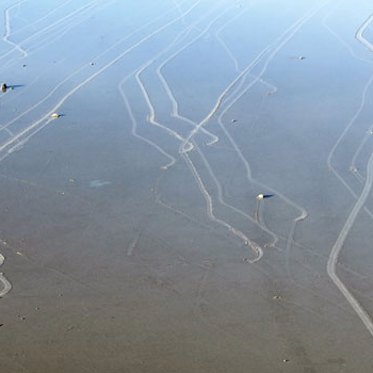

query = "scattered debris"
(22, 64), (27, 68)
(298, 56), (306, 60)
(1, 83), (7, 93)
(51, 113), (61, 119)
(273, 295), (282, 300)
(90, 62), (95, 66)
(231, 119), (237, 123)
(69, 178), (75, 183)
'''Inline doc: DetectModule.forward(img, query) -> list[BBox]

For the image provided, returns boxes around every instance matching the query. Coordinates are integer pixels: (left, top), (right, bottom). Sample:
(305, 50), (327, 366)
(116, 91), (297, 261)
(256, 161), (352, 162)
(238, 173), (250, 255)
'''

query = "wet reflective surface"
(1, 1), (373, 372)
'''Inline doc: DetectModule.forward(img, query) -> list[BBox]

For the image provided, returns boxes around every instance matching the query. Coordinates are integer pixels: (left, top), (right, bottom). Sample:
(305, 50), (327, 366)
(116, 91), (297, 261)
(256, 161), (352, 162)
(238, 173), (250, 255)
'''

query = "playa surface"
(1, 0), (373, 372)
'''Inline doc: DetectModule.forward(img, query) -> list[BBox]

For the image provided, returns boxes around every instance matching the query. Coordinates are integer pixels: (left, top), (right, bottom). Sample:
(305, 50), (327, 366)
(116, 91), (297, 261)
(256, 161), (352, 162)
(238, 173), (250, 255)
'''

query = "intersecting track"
(0, 0), (203, 159)
(2, 0), (373, 342)
(0, 0), (202, 297)
(3, 1), (28, 57)
(119, 1), (334, 264)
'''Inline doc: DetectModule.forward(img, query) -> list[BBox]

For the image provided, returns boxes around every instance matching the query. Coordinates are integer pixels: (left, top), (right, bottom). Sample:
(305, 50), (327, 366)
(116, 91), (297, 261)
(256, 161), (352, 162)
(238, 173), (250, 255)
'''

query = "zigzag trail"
(2, 0), (27, 57)
(0, 0), (203, 161)
(212, 5), (319, 249)
(0, 0), (101, 63)
(0, 1), (204, 292)
(322, 2), (373, 65)
(131, 2), (333, 262)
(182, 144), (263, 262)
(132, 5), (227, 159)
(0, 1), (121, 75)
(119, 83), (176, 170)
(323, 5), (373, 215)
(96, 1), (217, 172)
(175, 1), (330, 270)
(123, 3), (264, 261)
(119, 2), (224, 170)
(349, 123), (373, 184)
(326, 74), (373, 219)
(179, 0), (329, 158)
(0, 0), (189, 136)
(356, 13), (373, 52)
(10, 0), (76, 38)
(0, 2), (117, 75)
(156, 4), (279, 253)
(156, 3), (270, 260)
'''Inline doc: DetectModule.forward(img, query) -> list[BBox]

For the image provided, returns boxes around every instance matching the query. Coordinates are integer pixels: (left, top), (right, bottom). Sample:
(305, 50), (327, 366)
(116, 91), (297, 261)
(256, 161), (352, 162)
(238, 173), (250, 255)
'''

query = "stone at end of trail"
(256, 194), (264, 200)
(51, 113), (61, 119)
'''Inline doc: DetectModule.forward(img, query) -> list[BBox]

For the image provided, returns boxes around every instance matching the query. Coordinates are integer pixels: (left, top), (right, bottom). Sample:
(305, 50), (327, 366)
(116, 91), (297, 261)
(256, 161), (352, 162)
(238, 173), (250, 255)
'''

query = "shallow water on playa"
(1, 0), (373, 372)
